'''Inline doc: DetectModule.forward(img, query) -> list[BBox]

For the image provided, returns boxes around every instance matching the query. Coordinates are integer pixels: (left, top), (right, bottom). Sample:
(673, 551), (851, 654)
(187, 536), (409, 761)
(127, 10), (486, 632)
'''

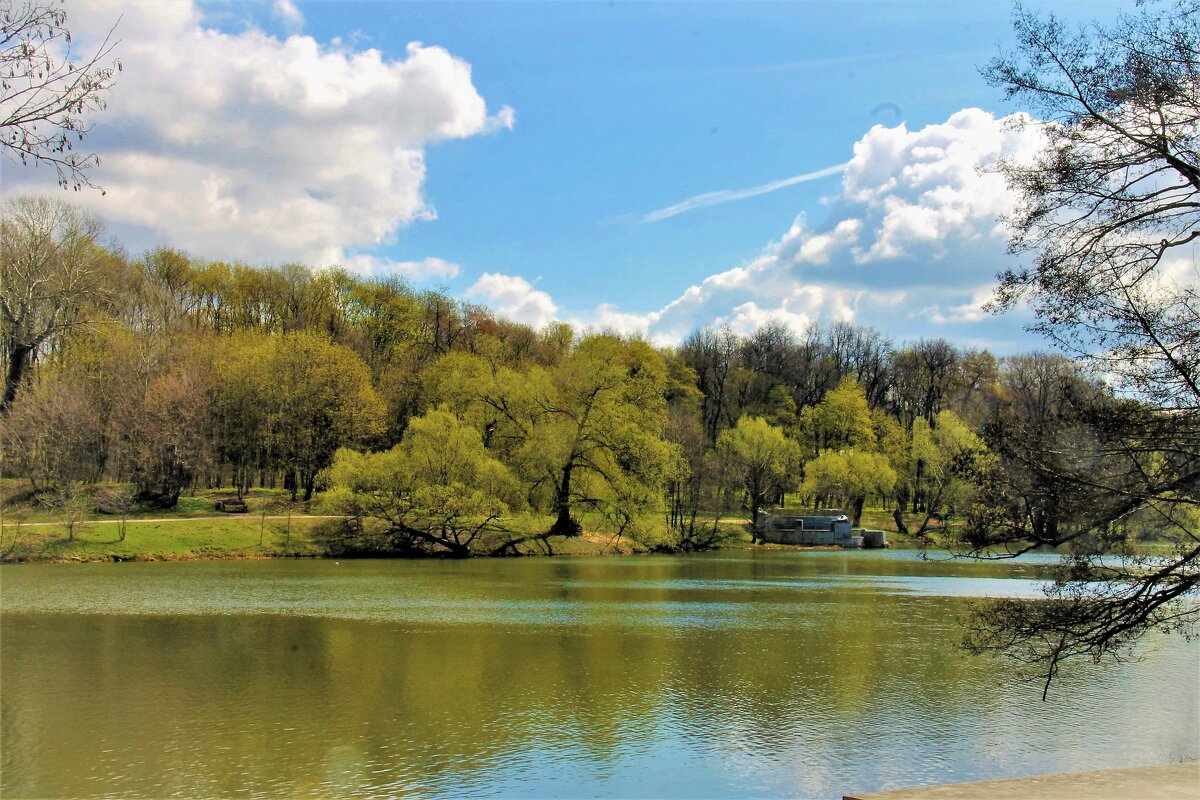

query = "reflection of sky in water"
(562, 575), (1049, 598)
(3, 555), (1049, 626)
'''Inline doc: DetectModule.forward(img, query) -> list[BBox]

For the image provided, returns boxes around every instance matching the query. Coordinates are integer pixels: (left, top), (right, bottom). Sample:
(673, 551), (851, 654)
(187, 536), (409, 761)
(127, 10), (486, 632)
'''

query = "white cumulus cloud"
(477, 108), (1045, 347)
(272, 0), (304, 31)
(588, 108), (1045, 345)
(1, 0), (513, 269)
(467, 273), (558, 329)
(342, 255), (461, 280)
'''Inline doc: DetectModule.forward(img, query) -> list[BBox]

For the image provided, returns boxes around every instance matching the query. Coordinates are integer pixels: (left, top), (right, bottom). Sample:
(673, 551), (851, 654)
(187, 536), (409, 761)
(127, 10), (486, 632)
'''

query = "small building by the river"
(758, 509), (887, 549)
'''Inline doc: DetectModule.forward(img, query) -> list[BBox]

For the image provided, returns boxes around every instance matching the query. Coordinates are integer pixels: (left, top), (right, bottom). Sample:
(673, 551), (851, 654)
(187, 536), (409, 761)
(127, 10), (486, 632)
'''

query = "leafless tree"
(0, 195), (116, 412)
(1, 0), (120, 191)
(53, 480), (87, 542)
(964, 0), (1200, 696)
(99, 484), (135, 542)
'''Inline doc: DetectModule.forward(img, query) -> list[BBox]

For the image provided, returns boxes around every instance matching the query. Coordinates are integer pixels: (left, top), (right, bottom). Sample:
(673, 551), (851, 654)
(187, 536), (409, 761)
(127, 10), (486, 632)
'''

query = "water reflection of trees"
(2, 556), (1195, 797)
(4, 598), (988, 796)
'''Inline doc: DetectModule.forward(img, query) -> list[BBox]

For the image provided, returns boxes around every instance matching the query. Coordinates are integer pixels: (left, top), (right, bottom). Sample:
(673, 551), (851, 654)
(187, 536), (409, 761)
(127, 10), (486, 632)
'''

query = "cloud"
(467, 273), (558, 329)
(924, 285), (997, 324)
(342, 255), (461, 280)
(485, 104), (517, 133)
(625, 108), (1046, 344)
(640, 162), (847, 223)
(1, 0), (513, 268)
(569, 303), (652, 338)
(482, 108), (1046, 348)
(272, 0), (304, 31)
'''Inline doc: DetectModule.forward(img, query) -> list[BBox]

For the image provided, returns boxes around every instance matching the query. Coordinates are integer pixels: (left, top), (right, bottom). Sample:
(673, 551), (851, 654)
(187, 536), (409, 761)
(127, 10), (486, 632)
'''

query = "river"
(2, 550), (1196, 798)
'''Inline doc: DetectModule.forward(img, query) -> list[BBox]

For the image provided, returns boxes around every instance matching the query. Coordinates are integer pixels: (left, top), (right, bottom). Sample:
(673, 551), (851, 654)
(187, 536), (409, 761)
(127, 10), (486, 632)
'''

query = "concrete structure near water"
(759, 509), (887, 549)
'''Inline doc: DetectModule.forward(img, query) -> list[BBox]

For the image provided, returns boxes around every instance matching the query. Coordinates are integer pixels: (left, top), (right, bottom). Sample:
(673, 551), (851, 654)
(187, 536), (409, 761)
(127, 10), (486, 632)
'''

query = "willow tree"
(527, 335), (677, 540)
(718, 416), (802, 537)
(801, 449), (895, 527)
(415, 334), (678, 545)
(325, 408), (521, 557)
(906, 410), (983, 535)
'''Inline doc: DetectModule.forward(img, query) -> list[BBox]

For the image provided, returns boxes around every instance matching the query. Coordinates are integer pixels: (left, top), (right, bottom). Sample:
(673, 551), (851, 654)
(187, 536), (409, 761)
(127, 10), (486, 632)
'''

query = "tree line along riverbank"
(5, 198), (1178, 564)
(0, 484), (945, 564)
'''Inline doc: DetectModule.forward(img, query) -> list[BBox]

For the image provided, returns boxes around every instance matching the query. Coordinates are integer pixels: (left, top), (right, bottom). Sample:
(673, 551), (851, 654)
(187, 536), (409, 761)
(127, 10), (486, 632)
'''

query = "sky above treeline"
(3, 0), (1130, 351)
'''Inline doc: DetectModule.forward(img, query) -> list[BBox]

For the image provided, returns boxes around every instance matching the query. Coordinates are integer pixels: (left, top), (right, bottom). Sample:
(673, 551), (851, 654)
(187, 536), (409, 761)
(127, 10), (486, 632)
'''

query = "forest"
(0, 194), (1166, 560)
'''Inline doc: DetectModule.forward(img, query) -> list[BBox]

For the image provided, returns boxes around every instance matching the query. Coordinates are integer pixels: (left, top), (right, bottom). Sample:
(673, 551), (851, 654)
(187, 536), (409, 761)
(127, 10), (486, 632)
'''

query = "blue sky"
(3, 0), (1130, 350)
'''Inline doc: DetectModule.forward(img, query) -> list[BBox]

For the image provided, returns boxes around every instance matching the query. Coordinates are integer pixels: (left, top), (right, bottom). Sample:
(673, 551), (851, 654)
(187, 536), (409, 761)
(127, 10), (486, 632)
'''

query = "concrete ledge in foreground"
(843, 762), (1200, 800)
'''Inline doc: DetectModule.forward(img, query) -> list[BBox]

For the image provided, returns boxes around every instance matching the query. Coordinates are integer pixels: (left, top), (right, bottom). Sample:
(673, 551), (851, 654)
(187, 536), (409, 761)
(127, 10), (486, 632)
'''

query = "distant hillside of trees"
(2, 195), (1165, 558)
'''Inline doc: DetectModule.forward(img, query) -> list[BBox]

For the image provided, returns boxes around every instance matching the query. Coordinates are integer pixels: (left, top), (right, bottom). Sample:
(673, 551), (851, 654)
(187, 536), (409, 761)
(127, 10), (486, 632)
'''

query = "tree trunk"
(749, 487), (763, 542)
(549, 462), (579, 538)
(1, 342), (34, 414)
(850, 495), (865, 527)
(443, 540), (471, 558)
(912, 460), (924, 513)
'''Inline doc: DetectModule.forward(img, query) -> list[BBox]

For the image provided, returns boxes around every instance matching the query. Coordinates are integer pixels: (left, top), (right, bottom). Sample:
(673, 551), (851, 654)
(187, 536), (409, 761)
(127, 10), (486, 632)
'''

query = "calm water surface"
(2, 550), (1197, 799)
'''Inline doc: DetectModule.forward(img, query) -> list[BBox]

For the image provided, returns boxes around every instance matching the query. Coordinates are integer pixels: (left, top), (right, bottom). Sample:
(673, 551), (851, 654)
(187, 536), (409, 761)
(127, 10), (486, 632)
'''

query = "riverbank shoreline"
(843, 761), (1200, 800)
(0, 511), (930, 564)
(0, 485), (942, 565)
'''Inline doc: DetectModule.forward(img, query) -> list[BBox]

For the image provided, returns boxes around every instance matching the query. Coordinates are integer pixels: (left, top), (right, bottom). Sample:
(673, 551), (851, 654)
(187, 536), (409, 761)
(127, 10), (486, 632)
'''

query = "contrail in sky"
(641, 162), (848, 223)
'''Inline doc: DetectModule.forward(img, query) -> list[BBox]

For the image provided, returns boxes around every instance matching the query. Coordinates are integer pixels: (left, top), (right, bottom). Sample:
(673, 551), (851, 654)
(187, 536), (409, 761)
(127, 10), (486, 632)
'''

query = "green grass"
(2, 500), (744, 562)
(0, 479), (1017, 563)
(1, 515), (328, 563)
(0, 481), (305, 525)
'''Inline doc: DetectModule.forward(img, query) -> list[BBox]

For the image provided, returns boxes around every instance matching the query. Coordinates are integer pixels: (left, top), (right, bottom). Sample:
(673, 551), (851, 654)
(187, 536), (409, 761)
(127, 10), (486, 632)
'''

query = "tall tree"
(907, 410), (983, 535)
(270, 333), (386, 501)
(988, 2), (1200, 407)
(0, 195), (116, 412)
(325, 408), (521, 558)
(680, 325), (737, 442)
(800, 375), (876, 456)
(527, 336), (676, 540)
(718, 415), (802, 537)
(967, 1), (1200, 694)
(661, 404), (726, 552)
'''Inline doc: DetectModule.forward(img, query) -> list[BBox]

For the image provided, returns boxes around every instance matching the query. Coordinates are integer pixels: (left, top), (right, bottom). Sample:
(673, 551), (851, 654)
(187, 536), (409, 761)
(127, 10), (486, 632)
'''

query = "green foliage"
(429, 335), (680, 542)
(800, 376), (875, 455)
(271, 332), (387, 499)
(211, 332), (386, 501)
(872, 410), (911, 482)
(717, 415), (802, 535)
(802, 449), (896, 507)
(911, 411), (982, 494)
(325, 408), (521, 557)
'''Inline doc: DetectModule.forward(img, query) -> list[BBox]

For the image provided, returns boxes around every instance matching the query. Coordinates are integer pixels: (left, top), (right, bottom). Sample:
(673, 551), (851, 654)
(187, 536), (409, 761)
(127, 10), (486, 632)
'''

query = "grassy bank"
(0, 514), (743, 563)
(0, 516), (329, 562)
(0, 481), (940, 564)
